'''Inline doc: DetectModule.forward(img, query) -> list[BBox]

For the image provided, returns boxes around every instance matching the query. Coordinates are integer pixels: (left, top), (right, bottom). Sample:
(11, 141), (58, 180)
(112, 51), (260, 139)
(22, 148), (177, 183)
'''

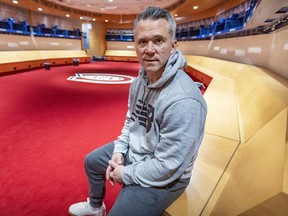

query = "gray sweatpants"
(84, 141), (190, 216)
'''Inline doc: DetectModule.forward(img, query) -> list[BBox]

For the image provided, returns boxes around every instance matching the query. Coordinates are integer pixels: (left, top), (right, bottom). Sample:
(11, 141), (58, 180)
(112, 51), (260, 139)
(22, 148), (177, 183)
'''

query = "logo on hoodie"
(131, 99), (154, 133)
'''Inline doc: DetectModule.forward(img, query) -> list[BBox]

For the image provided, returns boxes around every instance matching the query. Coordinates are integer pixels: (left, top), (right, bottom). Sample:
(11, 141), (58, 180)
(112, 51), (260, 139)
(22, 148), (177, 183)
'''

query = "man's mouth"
(145, 59), (157, 62)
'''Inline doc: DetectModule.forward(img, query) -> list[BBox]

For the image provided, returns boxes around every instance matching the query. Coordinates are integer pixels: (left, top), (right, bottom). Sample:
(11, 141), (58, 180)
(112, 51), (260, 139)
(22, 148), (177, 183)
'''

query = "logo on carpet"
(67, 73), (136, 84)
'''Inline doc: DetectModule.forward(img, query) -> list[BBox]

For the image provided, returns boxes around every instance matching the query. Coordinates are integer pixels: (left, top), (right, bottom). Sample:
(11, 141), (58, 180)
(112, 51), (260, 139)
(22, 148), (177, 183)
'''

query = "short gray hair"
(133, 6), (176, 39)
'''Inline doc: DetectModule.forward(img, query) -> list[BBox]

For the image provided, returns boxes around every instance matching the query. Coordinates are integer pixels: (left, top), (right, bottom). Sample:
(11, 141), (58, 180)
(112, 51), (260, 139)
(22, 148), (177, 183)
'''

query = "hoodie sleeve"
(113, 81), (136, 155)
(121, 98), (206, 187)
(113, 110), (130, 155)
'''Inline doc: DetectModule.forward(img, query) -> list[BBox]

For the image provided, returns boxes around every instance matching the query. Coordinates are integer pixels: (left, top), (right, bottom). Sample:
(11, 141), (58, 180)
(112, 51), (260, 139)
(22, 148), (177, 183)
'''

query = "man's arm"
(113, 110), (131, 155)
(121, 99), (206, 187)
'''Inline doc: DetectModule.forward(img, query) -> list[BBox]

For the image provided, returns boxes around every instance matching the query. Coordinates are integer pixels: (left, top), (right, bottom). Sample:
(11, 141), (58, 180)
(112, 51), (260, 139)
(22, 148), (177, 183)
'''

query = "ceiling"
(7, 0), (287, 29)
(46, 0), (228, 16)
(47, 0), (180, 15)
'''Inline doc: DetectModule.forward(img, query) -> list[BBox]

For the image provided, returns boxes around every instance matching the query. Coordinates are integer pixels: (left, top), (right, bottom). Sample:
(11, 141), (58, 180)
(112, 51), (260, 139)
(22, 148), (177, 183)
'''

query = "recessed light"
(38, 8), (43, 11)
(80, 17), (83, 20)
(193, 6), (198, 10)
(66, 14), (70, 17)
(92, 18), (96, 21)
(105, 20), (109, 22)
(12, 0), (18, 4)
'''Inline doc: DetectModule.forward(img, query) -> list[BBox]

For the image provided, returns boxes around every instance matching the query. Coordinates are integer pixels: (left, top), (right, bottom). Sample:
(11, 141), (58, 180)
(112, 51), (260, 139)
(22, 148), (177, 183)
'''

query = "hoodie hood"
(139, 50), (187, 89)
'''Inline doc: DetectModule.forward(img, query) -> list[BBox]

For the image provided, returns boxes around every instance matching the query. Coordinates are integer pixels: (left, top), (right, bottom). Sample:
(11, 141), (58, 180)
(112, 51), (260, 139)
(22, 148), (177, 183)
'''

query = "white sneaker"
(68, 198), (106, 216)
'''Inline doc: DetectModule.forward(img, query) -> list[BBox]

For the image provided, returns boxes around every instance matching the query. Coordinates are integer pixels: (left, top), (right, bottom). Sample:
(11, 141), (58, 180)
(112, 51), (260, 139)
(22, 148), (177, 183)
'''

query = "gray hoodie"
(113, 50), (207, 187)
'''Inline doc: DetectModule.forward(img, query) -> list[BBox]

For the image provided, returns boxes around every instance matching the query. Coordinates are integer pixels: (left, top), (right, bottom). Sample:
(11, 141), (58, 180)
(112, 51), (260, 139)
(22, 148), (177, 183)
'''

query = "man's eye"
(155, 38), (163, 44)
(138, 41), (146, 46)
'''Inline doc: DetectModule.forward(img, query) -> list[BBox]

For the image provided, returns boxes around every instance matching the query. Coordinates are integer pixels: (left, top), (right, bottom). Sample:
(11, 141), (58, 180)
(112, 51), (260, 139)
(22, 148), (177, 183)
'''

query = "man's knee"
(84, 149), (104, 171)
(84, 151), (96, 169)
(84, 143), (114, 173)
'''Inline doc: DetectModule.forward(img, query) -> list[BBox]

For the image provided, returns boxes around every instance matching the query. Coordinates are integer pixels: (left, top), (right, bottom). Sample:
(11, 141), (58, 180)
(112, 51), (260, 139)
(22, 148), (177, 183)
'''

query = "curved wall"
(106, 27), (288, 79)
(177, 27), (288, 79)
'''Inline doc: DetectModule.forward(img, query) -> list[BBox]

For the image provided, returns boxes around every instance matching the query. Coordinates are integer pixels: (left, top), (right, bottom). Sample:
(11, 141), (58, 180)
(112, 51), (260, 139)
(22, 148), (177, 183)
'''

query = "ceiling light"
(92, 18), (96, 21)
(66, 14), (70, 17)
(174, 17), (185, 21)
(193, 6), (198, 10)
(105, 20), (109, 22)
(80, 17), (83, 20)
(38, 8), (43, 11)
(12, 0), (18, 4)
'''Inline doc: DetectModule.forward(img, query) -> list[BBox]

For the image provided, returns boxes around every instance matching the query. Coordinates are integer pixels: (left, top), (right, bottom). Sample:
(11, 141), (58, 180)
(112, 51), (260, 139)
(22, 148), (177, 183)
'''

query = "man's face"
(134, 18), (177, 80)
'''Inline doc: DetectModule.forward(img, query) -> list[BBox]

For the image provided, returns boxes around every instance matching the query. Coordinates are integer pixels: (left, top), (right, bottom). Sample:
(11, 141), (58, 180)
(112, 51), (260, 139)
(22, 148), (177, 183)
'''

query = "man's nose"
(145, 42), (156, 54)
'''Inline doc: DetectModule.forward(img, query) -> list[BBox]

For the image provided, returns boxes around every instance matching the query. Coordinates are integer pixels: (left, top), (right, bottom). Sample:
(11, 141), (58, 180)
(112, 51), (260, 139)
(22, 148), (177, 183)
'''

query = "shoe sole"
(68, 210), (106, 216)
(68, 211), (77, 216)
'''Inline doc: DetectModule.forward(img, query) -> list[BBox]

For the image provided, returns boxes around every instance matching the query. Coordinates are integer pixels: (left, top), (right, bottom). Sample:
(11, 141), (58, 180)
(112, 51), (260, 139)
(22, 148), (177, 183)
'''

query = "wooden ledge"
(0, 50), (90, 74)
(104, 50), (138, 62)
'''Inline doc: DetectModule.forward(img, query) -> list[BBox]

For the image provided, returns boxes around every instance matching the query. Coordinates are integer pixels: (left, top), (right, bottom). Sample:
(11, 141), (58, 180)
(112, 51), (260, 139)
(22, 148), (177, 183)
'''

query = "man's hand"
(106, 153), (124, 186)
(108, 160), (124, 185)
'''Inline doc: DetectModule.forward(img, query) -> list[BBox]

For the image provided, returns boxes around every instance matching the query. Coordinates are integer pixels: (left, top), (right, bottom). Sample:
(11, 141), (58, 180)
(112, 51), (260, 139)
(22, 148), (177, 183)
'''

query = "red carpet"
(0, 61), (140, 215)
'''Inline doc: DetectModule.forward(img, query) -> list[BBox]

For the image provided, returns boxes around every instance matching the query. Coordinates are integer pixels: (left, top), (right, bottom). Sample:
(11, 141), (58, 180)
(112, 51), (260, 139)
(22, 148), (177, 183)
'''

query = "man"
(69, 6), (207, 216)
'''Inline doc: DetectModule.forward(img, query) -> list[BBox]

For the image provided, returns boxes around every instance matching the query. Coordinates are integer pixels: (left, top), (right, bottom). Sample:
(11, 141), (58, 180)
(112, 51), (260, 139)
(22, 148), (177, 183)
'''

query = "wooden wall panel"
(106, 28), (288, 80)
(0, 34), (82, 51)
(234, 66), (288, 142)
(164, 55), (288, 216)
(267, 28), (288, 79)
(106, 41), (135, 52)
(0, 50), (90, 74)
(177, 31), (287, 80)
(284, 110), (288, 194)
(166, 135), (240, 216)
(88, 22), (107, 57)
(206, 109), (287, 216)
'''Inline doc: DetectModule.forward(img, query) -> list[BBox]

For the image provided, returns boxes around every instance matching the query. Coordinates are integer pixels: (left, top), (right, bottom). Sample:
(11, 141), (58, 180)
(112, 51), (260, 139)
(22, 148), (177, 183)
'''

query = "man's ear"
(170, 40), (178, 54)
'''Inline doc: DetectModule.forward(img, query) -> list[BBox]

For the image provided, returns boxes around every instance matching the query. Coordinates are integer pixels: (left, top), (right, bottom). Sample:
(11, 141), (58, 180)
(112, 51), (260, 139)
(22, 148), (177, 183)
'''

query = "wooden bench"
(0, 50), (90, 74)
(101, 50), (288, 215)
(163, 55), (288, 216)
(104, 50), (138, 62)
